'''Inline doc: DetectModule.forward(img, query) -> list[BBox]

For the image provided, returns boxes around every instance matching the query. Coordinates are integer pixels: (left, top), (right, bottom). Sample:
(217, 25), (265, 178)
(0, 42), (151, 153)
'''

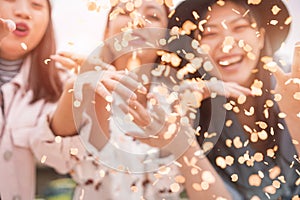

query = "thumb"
(264, 61), (286, 85)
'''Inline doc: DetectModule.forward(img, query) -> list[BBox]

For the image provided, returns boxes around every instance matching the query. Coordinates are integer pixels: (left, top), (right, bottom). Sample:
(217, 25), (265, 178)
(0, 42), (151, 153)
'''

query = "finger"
(111, 73), (147, 94)
(103, 79), (137, 100)
(228, 83), (252, 96)
(3, 19), (16, 32)
(95, 82), (112, 102)
(50, 54), (78, 71)
(119, 102), (151, 127)
(271, 64), (286, 86)
(129, 100), (151, 124)
(57, 51), (86, 66)
(292, 42), (300, 77)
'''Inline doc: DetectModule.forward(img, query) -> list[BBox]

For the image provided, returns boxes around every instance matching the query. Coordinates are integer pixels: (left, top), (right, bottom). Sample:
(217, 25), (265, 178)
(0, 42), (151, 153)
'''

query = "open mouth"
(14, 22), (29, 36)
(218, 55), (243, 67)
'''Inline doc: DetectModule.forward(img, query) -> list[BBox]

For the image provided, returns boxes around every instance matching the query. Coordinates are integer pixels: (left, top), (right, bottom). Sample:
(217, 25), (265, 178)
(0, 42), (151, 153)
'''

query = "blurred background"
(36, 0), (300, 199)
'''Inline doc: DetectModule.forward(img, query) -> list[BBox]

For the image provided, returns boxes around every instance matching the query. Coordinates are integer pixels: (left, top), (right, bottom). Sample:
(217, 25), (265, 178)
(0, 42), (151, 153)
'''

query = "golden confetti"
(226, 139), (232, 147)
(44, 58), (51, 65)
(256, 121), (268, 129)
(265, 100), (274, 107)
(41, 155), (47, 164)
(243, 125), (253, 133)
(216, 0), (225, 6)
(202, 142), (214, 152)
(192, 11), (200, 20)
(73, 100), (81, 108)
(247, 52), (256, 60)
(170, 183), (180, 193)
(269, 166), (281, 179)
(293, 92), (300, 100)
(192, 183), (202, 191)
(263, 185), (276, 195)
(222, 36), (235, 53)
(267, 148), (275, 158)
(258, 130), (268, 140)
(202, 171), (216, 184)
(87, 1), (97, 11)
(237, 94), (247, 104)
(272, 180), (281, 189)
(70, 148), (79, 156)
(270, 20), (279, 26)
(201, 181), (209, 190)
(216, 156), (226, 169)
(131, 185), (138, 192)
(105, 95), (113, 103)
(231, 174), (238, 182)
(250, 132), (258, 142)
(274, 94), (282, 102)
(250, 196), (261, 200)
(295, 178), (300, 186)
(175, 175), (186, 184)
(21, 42), (27, 50)
(284, 16), (292, 25)
(248, 174), (261, 186)
(233, 136), (243, 148)
(271, 5), (281, 15)
(182, 20), (197, 35)
(247, 0), (261, 5)
(254, 152), (264, 162)
(55, 136), (62, 143)
(277, 123), (284, 130)
(224, 103), (233, 111)
(225, 156), (234, 166)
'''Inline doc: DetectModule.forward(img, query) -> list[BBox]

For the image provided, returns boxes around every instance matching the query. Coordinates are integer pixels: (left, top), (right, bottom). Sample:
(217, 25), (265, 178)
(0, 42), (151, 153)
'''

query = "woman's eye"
(32, 2), (44, 9)
(234, 25), (249, 31)
(202, 31), (217, 38)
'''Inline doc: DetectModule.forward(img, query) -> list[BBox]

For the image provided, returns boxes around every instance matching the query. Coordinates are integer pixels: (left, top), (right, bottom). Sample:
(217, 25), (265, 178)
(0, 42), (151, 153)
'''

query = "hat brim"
(169, 0), (291, 53)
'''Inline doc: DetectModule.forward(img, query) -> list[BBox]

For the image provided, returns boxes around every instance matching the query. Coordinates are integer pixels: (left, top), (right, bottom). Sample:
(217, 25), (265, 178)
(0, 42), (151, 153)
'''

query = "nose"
(14, 1), (32, 20)
(222, 36), (236, 53)
(130, 12), (145, 29)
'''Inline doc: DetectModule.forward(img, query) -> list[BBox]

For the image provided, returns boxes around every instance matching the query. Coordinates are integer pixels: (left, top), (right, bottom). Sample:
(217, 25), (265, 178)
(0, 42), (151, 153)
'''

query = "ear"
(258, 27), (265, 50)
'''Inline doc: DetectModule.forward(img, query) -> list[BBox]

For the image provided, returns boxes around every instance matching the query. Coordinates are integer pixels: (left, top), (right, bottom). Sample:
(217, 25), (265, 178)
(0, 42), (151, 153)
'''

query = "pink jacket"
(0, 56), (85, 200)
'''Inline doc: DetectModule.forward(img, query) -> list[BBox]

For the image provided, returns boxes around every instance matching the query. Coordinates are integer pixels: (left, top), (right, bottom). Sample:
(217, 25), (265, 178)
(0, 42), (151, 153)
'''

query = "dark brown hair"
(29, 0), (63, 103)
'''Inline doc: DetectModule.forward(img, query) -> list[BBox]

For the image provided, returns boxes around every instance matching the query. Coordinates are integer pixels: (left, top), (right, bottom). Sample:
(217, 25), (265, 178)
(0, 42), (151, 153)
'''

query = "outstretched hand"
(0, 18), (16, 42)
(272, 43), (300, 117)
(270, 42), (300, 153)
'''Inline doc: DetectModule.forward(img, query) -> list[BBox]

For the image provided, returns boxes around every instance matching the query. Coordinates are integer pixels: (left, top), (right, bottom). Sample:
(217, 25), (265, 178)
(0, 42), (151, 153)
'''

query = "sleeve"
(29, 111), (87, 174)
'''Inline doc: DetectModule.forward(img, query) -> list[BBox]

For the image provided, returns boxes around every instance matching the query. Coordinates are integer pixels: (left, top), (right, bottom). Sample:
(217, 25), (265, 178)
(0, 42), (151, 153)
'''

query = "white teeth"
(218, 56), (242, 66)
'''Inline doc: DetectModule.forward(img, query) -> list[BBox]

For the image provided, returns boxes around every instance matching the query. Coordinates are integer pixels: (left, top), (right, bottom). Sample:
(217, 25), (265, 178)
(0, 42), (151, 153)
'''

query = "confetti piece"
(41, 155), (47, 164)
(44, 58), (51, 65)
(231, 174), (238, 182)
(21, 42), (27, 50)
(73, 100), (81, 107)
(170, 183), (180, 193)
(55, 136), (62, 143)
(248, 174), (261, 186)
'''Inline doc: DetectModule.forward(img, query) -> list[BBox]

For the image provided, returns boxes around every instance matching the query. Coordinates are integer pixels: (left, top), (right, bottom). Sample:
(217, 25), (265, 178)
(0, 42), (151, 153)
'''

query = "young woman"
(50, 0), (235, 199)
(0, 0), (85, 199)
(168, 0), (300, 199)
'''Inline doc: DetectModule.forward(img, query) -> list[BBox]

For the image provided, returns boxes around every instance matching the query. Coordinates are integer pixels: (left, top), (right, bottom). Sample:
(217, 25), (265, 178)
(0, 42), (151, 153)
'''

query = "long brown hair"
(29, 0), (63, 103)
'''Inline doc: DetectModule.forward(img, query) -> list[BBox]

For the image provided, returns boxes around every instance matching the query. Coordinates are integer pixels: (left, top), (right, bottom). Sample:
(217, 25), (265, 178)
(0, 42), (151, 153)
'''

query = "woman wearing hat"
(168, 0), (300, 199)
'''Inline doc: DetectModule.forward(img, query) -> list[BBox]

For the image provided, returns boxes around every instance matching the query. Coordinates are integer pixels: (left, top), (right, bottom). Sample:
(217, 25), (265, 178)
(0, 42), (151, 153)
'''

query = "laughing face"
(198, 1), (265, 87)
(0, 0), (50, 60)
(104, 0), (168, 70)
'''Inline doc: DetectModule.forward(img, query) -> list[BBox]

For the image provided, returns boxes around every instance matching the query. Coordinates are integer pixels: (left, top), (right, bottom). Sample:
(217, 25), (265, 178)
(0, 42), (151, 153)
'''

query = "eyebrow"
(144, 5), (165, 15)
(205, 16), (249, 28)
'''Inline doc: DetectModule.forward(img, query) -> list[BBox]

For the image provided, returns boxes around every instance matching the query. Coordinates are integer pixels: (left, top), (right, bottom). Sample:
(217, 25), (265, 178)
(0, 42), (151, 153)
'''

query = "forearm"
(51, 80), (77, 136)
(276, 94), (300, 154)
(177, 145), (232, 200)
